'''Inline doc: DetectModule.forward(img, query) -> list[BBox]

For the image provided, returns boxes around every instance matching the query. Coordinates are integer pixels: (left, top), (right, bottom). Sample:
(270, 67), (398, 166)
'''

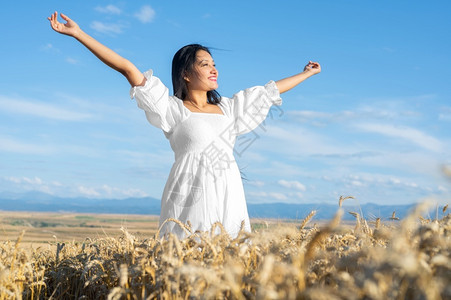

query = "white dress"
(130, 70), (282, 239)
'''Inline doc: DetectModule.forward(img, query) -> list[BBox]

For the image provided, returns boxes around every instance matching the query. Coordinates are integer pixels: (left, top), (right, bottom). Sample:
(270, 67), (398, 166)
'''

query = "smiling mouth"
(208, 77), (217, 81)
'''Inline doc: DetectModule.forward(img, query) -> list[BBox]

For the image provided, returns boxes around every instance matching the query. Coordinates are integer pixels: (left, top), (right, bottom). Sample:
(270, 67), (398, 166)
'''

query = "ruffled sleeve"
(130, 70), (177, 134)
(223, 80), (282, 136)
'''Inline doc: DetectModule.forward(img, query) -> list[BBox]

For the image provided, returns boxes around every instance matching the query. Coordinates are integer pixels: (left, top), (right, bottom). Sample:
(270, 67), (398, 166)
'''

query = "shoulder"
(130, 69), (169, 100)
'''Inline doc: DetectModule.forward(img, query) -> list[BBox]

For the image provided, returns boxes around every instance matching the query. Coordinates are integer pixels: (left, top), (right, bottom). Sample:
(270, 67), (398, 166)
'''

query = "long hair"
(171, 44), (221, 104)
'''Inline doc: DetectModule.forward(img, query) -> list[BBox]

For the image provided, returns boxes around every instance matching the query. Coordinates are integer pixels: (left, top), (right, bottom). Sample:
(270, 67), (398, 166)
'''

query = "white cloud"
(134, 5), (155, 23)
(0, 136), (55, 154)
(278, 179), (306, 191)
(0, 135), (104, 158)
(95, 5), (122, 15)
(6, 176), (43, 185)
(389, 177), (401, 185)
(255, 124), (345, 157)
(78, 185), (101, 197)
(287, 98), (425, 126)
(246, 180), (265, 187)
(90, 21), (124, 35)
(2, 176), (61, 195)
(248, 191), (267, 197)
(356, 123), (443, 152)
(439, 107), (451, 121)
(438, 185), (448, 193)
(1, 176), (148, 199)
(350, 180), (364, 187)
(0, 95), (92, 121)
(78, 184), (149, 198)
(65, 57), (79, 65)
(288, 108), (400, 125)
(247, 191), (287, 201)
(294, 192), (304, 199)
(40, 43), (60, 53)
(251, 160), (306, 178)
(269, 192), (288, 201)
(335, 173), (433, 193)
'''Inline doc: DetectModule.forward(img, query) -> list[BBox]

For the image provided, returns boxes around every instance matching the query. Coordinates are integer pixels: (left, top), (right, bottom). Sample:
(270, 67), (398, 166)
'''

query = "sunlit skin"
(47, 11), (321, 113)
(183, 50), (221, 113)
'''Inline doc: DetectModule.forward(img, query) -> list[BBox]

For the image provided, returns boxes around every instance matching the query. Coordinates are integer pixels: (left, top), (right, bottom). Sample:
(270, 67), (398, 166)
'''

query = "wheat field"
(0, 199), (450, 299)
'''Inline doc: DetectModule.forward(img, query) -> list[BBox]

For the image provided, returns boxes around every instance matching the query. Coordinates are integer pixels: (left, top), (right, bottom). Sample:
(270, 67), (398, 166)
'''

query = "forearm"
(275, 71), (314, 94)
(73, 30), (144, 86)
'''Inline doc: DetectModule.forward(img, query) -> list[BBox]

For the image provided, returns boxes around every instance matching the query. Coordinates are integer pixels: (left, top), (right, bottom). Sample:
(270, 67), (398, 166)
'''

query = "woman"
(48, 12), (321, 239)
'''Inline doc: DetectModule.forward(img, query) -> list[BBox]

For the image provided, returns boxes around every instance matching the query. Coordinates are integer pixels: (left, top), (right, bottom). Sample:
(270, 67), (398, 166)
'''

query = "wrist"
(301, 69), (314, 77)
(72, 28), (83, 40)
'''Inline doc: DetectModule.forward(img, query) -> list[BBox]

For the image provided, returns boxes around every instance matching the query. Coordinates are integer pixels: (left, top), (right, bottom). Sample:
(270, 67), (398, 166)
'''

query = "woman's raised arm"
(275, 61), (321, 94)
(48, 11), (145, 87)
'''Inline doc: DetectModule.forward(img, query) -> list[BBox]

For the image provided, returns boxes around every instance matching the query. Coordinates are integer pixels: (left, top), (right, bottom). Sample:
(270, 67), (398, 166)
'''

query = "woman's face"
(186, 50), (218, 92)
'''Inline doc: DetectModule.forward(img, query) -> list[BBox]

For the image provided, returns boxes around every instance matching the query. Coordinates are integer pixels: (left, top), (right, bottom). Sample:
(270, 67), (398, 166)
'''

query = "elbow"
(120, 59), (134, 76)
(121, 60), (145, 87)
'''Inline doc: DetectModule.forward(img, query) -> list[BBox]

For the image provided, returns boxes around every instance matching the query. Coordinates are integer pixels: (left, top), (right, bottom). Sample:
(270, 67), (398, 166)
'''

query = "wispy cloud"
(278, 179), (306, 191)
(0, 95), (92, 121)
(78, 184), (148, 198)
(269, 192), (288, 201)
(65, 57), (79, 65)
(287, 95), (435, 127)
(2, 176), (57, 195)
(95, 4), (122, 15)
(287, 106), (415, 126)
(247, 191), (288, 201)
(1, 176), (147, 199)
(134, 5), (155, 23)
(6, 176), (45, 185)
(439, 106), (451, 121)
(0, 136), (55, 154)
(246, 180), (265, 187)
(254, 124), (345, 157)
(40, 43), (60, 54)
(356, 123), (443, 152)
(90, 21), (125, 35)
(0, 136), (101, 157)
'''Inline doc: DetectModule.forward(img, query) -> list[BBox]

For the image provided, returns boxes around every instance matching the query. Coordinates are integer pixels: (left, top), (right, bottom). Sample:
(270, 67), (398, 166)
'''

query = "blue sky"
(0, 1), (450, 206)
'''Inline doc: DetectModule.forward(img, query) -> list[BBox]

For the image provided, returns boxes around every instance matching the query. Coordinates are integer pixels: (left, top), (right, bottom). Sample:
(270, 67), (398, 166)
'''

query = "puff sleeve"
(130, 70), (177, 134)
(224, 80), (282, 136)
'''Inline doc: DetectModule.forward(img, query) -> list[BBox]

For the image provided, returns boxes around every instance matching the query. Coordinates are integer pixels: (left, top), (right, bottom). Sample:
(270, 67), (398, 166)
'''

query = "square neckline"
(181, 100), (226, 116)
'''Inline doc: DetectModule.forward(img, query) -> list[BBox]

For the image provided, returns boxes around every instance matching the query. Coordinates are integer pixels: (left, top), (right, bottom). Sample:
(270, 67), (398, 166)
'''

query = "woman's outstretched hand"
(275, 60), (322, 93)
(304, 61), (321, 75)
(48, 12), (80, 37)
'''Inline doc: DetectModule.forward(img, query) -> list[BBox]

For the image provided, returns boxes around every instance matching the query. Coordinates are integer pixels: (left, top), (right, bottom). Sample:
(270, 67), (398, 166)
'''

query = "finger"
(50, 14), (56, 27)
(48, 13), (55, 26)
(60, 13), (69, 22)
(50, 12), (56, 24)
(54, 11), (60, 24)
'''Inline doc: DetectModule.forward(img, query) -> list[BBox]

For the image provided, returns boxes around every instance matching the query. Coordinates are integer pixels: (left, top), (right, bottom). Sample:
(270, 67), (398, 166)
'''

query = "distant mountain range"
(0, 191), (430, 221)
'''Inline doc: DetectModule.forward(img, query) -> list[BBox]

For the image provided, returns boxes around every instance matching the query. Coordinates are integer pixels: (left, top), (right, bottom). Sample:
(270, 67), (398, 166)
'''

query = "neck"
(186, 90), (208, 107)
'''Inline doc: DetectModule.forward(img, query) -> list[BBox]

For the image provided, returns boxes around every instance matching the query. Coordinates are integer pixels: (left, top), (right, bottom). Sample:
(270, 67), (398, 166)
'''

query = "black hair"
(171, 44), (221, 104)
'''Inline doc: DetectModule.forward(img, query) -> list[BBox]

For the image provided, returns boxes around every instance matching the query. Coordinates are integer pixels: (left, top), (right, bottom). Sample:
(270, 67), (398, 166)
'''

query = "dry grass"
(1, 200), (450, 299)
